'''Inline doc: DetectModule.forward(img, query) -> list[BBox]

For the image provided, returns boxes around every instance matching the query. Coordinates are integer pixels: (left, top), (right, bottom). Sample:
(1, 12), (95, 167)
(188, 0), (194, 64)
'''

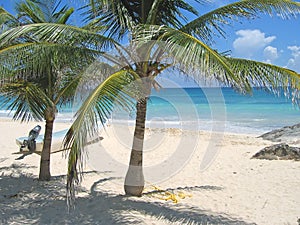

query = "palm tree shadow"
(14, 151), (34, 160)
(88, 194), (256, 225)
(89, 179), (256, 225)
(143, 184), (223, 196)
(0, 171), (256, 225)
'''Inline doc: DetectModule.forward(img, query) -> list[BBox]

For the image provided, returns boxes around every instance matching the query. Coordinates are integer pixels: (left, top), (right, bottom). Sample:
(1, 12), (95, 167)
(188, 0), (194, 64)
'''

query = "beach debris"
(145, 184), (192, 204)
(259, 123), (300, 144)
(252, 143), (300, 161)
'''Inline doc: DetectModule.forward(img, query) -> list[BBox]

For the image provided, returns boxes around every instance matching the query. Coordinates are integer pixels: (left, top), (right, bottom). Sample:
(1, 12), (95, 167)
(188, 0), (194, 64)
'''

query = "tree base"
(38, 173), (51, 181)
(124, 185), (144, 197)
(124, 165), (144, 196)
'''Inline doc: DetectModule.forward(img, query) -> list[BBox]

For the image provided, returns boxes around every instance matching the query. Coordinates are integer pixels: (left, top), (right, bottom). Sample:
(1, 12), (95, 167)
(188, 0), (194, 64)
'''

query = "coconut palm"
(58, 0), (300, 201)
(0, 0), (110, 180)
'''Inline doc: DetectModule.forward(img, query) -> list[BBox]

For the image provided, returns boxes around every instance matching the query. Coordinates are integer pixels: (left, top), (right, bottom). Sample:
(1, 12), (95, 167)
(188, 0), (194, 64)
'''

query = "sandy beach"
(0, 118), (299, 225)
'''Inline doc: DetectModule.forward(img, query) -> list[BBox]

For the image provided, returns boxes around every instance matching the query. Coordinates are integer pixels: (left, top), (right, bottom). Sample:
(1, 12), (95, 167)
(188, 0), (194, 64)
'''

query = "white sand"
(0, 118), (299, 225)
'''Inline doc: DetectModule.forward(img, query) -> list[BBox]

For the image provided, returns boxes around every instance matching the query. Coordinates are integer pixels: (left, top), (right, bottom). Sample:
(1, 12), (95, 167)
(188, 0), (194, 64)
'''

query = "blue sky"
(1, 0), (300, 87)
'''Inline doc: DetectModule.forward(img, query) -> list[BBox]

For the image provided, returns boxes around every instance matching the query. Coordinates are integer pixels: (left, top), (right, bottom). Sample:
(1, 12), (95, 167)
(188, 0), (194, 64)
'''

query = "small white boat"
(16, 127), (104, 154)
(16, 128), (68, 153)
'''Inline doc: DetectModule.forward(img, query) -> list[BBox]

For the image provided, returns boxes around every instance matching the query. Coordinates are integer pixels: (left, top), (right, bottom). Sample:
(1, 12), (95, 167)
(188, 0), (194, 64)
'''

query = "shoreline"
(0, 118), (299, 225)
(0, 112), (294, 136)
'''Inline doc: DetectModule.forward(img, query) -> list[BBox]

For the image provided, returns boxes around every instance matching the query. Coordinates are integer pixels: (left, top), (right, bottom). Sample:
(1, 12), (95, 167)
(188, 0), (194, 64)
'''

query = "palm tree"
(59, 0), (300, 201)
(0, 0), (109, 180)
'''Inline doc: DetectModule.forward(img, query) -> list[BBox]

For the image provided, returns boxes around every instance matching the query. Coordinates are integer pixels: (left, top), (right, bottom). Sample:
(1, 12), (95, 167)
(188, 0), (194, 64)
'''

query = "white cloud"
(287, 45), (300, 72)
(263, 46), (278, 63)
(288, 46), (300, 57)
(233, 29), (276, 58)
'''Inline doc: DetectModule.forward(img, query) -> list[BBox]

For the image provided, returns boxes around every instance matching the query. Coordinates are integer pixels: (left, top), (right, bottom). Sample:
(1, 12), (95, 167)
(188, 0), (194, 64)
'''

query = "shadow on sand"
(0, 165), (256, 225)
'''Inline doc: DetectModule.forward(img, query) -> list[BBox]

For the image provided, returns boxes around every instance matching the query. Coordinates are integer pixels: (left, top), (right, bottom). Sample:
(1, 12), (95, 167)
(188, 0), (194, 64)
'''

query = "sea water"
(1, 87), (299, 135)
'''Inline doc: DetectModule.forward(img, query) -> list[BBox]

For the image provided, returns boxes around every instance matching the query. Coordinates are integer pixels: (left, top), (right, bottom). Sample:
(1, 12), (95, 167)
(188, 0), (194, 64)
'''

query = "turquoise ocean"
(1, 87), (299, 135)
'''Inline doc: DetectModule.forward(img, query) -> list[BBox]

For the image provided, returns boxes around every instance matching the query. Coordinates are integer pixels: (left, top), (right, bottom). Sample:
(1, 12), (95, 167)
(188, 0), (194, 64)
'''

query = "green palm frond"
(16, 0), (47, 24)
(16, 0), (74, 24)
(0, 7), (19, 32)
(146, 0), (166, 24)
(136, 25), (250, 91)
(136, 24), (300, 97)
(0, 81), (53, 122)
(181, 0), (300, 43)
(54, 74), (82, 106)
(0, 23), (113, 50)
(226, 57), (300, 102)
(53, 60), (116, 106)
(82, 0), (134, 39)
(0, 42), (100, 81)
(55, 7), (74, 24)
(63, 69), (142, 203)
(50, 0), (74, 24)
(75, 61), (120, 94)
(81, 0), (203, 39)
(0, 23), (107, 109)
(143, 0), (201, 27)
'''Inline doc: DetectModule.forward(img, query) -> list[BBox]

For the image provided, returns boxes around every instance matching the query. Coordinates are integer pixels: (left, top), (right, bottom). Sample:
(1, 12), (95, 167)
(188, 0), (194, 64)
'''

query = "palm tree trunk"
(39, 117), (54, 181)
(124, 97), (148, 196)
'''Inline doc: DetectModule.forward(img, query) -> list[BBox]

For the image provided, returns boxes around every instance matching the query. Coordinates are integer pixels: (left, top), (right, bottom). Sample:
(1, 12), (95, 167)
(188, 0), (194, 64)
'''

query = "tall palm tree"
(0, 0), (109, 180)
(60, 0), (300, 201)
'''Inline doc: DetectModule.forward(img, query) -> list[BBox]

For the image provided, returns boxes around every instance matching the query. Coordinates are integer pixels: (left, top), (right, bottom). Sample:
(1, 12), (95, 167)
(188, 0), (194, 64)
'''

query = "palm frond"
(51, 0), (74, 24)
(144, 0), (201, 27)
(52, 56), (116, 107)
(0, 23), (114, 50)
(135, 24), (300, 99)
(0, 42), (100, 82)
(75, 61), (120, 97)
(55, 7), (74, 24)
(226, 57), (300, 103)
(0, 81), (53, 122)
(54, 74), (82, 106)
(63, 69), (143, 204)
(16, 0), (74, 24)
(81, 0), (135, 40)
(181, 0), (300, 43)
(136, 25), (251, 92)
(81, 0), (202, 39)
(0, 7), (19, 32)
(16, 0), (47, 24)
